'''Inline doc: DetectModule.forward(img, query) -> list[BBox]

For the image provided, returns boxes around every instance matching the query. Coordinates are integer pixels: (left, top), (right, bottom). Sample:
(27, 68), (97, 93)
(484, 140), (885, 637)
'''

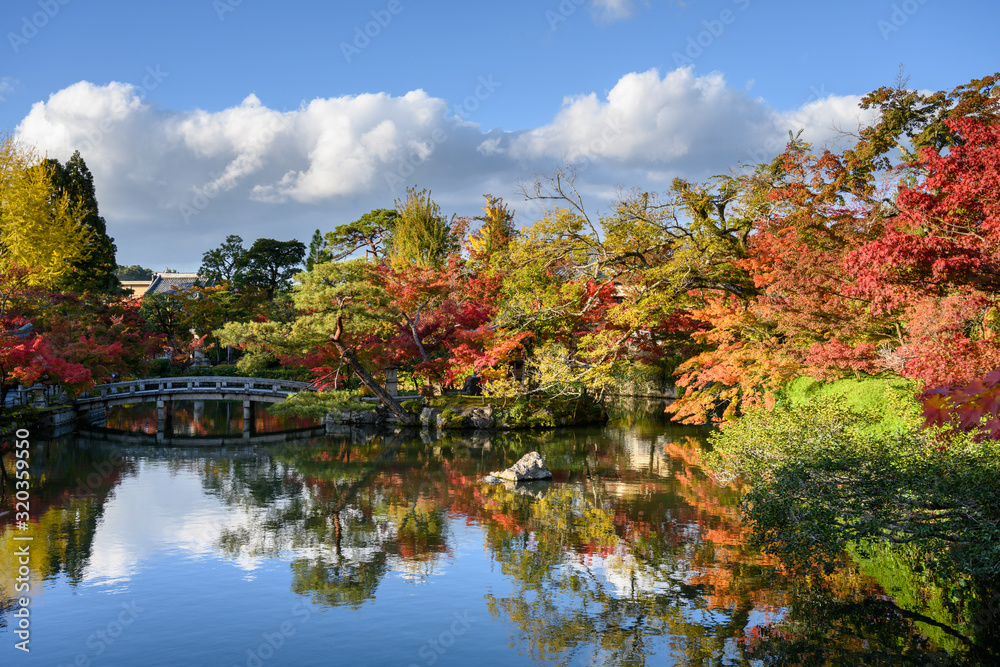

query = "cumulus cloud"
(508, 68), (873, 171)
(15, 68), (872, 268)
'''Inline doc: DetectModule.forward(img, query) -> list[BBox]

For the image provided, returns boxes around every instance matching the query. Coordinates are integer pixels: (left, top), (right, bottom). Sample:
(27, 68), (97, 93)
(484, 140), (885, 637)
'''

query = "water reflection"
(104, 399), (319, 437)
(1, 424), (991, 665)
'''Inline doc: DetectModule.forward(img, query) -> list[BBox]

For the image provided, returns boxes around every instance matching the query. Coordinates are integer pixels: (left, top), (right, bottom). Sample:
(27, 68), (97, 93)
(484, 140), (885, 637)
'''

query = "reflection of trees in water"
(208, 431), (453, 608)
(479, 479), (751, 665)
(195, 426), (968, 663)
(105, 400), (318, 436)
(744, 573), (978, 665)
(0, 440), (133, 629)
(471, 433), (959, 665)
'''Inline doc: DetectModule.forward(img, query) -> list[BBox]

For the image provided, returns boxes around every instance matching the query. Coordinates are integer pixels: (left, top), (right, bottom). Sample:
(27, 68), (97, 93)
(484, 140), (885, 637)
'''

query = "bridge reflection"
(94, 398), (324, 445)
(76, 423), (330, 447)
(74, 376), (317, 438)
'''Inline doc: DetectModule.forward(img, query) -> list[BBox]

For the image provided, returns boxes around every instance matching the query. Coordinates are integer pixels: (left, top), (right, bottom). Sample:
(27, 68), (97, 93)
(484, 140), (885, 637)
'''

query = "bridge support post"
(157, 398), (173, 437)
(243, 400), (254, 438)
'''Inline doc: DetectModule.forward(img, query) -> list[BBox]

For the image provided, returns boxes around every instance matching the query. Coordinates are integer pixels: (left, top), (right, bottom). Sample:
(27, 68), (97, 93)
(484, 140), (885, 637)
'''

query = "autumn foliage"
(183, 73), (1000, 441)
(663, 75), (1000, 436)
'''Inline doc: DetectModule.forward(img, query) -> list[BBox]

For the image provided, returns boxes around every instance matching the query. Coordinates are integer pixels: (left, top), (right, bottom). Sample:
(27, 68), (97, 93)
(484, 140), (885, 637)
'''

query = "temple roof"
(145, 273), (209, 295)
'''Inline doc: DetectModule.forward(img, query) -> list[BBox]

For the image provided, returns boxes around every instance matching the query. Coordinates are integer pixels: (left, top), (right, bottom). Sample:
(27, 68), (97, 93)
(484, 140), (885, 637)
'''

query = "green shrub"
(437, 408), (467, 428)
(780, 376), (921, 436)
(506, 400), (530, 426)
(269, 390), (369, 419)
(528, 409), (556, 429)
(146, 358), (171, 377)
(707, 397), (1000, 584)
(1, 404), (39, 431)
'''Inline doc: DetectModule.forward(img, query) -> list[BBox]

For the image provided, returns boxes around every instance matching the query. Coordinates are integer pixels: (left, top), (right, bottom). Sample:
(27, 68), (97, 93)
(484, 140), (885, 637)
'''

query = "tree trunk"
(331, 339), (416, 425)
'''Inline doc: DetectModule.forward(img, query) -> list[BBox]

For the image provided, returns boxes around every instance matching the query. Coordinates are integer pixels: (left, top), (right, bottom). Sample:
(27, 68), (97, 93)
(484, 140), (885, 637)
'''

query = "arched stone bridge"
(75, 376), (316, 437)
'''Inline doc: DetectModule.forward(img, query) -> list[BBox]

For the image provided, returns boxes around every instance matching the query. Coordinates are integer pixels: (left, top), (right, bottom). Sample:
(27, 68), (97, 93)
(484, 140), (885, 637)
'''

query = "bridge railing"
(75, 376), (315, 404)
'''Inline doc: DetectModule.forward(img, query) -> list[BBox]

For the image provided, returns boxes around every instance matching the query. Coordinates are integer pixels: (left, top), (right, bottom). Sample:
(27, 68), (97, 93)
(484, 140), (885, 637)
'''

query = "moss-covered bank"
(327, 394), (607, 430)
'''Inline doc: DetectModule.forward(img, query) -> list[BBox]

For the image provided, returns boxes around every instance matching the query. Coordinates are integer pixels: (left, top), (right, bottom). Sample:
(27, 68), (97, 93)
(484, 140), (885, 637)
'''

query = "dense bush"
(707, 393), (1000, 585)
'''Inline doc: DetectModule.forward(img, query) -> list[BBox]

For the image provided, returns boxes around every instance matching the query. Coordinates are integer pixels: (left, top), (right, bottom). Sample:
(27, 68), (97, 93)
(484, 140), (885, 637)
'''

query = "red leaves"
(0, 333), (93, 395)
(0, 266), (166, 404)
(804, 338), (879, 378)
(921, 367), (1000, 440)
(667, 297), (802, 424)
(850, 118), (1000, 304)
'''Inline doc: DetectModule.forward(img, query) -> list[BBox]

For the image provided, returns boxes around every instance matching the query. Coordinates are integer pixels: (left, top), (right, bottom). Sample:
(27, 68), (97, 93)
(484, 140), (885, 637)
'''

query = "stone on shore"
(466, 406), (494, 429)
(419, 407), (439, 427)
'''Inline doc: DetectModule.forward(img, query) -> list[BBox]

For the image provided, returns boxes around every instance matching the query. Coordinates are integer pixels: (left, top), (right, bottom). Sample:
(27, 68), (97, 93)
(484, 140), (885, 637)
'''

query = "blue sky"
(2, 0), (997, 270)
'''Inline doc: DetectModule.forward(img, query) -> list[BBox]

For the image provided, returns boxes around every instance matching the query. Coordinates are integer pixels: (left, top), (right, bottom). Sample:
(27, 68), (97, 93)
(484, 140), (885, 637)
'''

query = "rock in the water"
(496, 451), (553, 482)
(503, 479), (550, 499)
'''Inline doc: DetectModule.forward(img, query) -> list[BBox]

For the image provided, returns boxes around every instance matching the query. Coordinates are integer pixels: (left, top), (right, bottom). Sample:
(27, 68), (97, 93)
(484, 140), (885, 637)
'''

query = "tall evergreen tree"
(325, 209), (398, 261)
(305, 229), (331, 271)
(45, 151), (120, 294)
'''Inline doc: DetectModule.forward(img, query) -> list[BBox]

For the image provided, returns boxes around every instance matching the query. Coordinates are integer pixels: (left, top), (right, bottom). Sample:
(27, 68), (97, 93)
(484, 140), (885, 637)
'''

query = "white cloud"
(508, 67), (872, 170)
(15, 69), (872, 269)
(592, 0), (638, 22)
(0, 76), (17, 101)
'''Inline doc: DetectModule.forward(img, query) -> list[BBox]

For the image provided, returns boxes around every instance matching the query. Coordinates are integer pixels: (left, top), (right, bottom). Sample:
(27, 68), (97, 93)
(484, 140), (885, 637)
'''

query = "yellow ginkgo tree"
(0, 134), (92, 286)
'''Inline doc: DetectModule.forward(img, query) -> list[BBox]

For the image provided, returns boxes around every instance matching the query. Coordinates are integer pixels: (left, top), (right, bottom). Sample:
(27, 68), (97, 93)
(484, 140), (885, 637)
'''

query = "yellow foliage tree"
(0, 134), (92, 286)
(467, 194), (516, 265)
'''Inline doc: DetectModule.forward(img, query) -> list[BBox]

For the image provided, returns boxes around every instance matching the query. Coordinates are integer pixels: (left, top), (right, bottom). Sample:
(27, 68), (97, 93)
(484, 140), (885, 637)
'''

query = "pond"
(0, 401), (984, 665)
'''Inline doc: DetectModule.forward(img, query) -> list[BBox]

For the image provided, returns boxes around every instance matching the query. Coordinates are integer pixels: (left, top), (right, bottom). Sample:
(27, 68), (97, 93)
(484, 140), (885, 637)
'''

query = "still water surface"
(0, 401), (967, 665)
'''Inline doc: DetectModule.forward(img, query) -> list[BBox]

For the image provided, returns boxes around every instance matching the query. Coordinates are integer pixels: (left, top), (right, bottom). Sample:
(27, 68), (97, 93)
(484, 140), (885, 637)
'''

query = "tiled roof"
(144, 273), (210, 295)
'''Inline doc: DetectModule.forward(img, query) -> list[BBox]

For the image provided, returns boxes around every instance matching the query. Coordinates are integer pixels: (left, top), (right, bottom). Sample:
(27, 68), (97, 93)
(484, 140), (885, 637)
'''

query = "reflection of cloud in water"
(574, 547), (685, 599)
(83, 461), (264, 586)
(216, 485), (449, 586)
